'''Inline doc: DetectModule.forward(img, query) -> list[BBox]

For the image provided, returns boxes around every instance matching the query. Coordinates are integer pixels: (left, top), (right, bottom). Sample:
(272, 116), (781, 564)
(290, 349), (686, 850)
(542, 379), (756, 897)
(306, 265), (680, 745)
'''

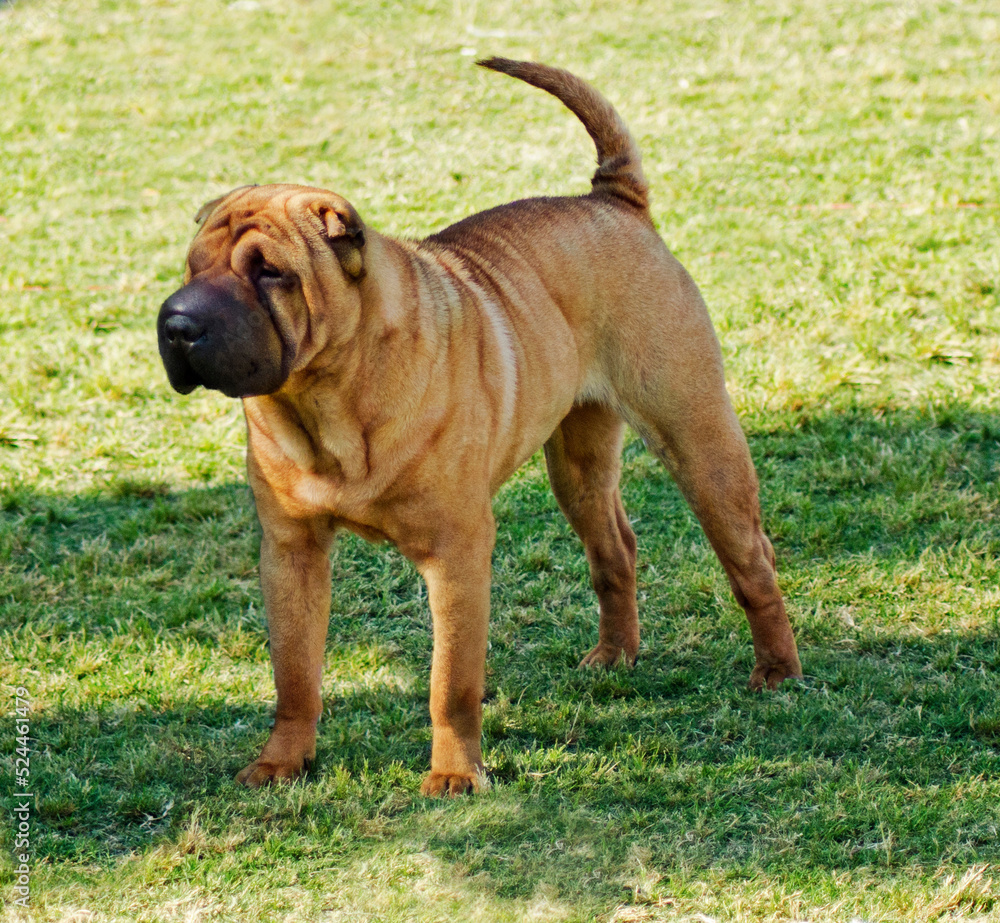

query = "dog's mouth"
(157, 279), (288, 399)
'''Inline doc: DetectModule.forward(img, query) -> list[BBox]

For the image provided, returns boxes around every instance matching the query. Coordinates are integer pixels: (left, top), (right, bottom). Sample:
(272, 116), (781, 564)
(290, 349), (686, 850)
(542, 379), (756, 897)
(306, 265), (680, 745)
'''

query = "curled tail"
(478, 57), (649, 211)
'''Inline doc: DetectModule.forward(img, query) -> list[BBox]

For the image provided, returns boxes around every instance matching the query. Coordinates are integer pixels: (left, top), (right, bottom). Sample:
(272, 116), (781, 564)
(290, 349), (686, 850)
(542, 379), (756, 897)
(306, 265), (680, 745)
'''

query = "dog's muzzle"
(157, 278), (288, 398)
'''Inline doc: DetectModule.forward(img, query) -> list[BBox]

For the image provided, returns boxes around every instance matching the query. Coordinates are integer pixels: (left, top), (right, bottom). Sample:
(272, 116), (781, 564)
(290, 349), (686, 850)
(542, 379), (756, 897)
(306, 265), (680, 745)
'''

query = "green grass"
(1, 0), (999, 919)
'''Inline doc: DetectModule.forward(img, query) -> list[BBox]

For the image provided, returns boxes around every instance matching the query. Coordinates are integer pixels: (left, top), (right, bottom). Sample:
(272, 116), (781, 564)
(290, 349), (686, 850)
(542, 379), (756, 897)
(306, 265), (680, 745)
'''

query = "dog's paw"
(578, 641), (637, 669)
(420, 768), (488, 797)
(235, 757), (310, 788)
(748, 660), (803, 691)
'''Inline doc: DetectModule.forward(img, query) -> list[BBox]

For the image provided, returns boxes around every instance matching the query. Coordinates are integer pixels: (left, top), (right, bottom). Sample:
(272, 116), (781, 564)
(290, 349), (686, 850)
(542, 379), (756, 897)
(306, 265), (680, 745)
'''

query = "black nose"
(163, 312), (205, 346)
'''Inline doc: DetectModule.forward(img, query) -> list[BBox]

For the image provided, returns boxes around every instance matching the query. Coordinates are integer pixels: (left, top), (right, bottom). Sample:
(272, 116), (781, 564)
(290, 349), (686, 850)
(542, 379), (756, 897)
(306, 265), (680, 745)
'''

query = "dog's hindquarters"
(437, 62), (801, 688)
(596, 252), (802, 688)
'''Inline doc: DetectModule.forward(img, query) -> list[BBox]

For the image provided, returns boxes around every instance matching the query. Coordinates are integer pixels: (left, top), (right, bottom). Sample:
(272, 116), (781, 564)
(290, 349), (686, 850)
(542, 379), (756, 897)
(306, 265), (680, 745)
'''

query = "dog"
(157, 58), (802, 796)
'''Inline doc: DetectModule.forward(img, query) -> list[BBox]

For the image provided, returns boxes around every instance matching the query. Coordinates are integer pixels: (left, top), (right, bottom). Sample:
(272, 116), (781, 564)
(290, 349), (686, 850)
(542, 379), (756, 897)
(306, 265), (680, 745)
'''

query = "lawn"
(1, 0), (999, 920)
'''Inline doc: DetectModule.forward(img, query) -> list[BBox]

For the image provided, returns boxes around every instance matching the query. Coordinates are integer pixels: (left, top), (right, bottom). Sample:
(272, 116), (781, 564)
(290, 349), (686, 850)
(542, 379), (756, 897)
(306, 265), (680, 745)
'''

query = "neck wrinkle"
(251, 233), (453, 499)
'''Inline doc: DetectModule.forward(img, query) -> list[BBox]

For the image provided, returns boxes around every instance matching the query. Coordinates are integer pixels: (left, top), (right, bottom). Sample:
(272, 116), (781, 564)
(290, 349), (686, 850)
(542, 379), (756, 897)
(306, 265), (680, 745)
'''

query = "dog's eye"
(259, 262), (283, 281)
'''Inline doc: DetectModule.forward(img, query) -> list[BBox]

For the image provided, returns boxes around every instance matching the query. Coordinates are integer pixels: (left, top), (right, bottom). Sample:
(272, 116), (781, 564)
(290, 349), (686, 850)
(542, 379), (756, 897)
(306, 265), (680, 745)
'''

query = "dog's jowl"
(157, 59), (802, 796)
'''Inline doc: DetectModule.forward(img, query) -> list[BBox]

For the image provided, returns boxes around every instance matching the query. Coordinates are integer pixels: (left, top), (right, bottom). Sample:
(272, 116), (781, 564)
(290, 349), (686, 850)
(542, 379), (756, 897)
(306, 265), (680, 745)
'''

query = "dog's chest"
(246, 398), (373, 513)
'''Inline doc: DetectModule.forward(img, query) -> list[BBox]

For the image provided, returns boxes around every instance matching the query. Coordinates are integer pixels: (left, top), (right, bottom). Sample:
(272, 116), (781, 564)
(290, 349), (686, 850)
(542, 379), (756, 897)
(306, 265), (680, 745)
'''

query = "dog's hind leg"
(622, 376), (802, 690)
(544, 402), (640, 667)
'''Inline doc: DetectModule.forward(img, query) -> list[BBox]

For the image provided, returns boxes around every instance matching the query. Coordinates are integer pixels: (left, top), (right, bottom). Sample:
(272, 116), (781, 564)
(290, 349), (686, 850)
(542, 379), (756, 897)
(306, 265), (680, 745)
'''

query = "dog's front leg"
(414, 514), (494, 796)
(236, 514), (335, 788)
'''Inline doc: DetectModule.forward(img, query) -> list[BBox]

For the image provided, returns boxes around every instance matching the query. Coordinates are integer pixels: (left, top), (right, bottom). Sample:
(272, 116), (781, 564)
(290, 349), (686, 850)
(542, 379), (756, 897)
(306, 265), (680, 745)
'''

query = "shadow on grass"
(2, 404), (999, 904)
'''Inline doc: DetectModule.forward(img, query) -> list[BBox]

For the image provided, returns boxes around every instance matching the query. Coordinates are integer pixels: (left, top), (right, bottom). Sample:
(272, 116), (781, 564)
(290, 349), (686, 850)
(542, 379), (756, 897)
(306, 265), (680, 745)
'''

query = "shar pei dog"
(157, 58), (802, 796)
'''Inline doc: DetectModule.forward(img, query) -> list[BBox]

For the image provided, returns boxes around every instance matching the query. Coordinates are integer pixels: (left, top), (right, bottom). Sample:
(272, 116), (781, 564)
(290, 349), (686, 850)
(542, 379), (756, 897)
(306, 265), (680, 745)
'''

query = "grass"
(1, 0), (999, 919)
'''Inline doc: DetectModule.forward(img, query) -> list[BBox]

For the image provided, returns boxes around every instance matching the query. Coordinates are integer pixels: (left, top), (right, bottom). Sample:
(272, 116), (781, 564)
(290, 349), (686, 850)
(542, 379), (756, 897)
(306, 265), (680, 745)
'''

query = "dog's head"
(157, 184), (367, 398)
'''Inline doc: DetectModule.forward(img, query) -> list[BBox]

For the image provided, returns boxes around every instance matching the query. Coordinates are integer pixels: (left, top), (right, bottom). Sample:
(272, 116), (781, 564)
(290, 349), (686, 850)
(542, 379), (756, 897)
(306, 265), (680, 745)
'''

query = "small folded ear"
(317, 202), (366, 280)
(194, 186), (256, 225)
(194, 196), (227, 225)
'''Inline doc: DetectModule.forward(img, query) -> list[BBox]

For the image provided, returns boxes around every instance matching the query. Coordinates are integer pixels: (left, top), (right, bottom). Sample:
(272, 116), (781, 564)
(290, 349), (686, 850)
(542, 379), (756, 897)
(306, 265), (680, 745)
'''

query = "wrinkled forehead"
(184, 184), (320, 271)
(193, 184), (303, 238)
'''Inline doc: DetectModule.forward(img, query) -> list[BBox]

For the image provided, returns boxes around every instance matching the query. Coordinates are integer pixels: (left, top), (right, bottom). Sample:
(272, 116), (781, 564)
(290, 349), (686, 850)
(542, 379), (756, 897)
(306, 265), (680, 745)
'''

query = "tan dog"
(157, 58), (802, 796)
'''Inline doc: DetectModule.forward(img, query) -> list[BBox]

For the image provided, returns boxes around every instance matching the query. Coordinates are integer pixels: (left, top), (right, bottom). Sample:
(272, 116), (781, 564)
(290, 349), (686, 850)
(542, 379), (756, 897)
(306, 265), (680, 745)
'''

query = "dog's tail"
(478, 57), (649, 212)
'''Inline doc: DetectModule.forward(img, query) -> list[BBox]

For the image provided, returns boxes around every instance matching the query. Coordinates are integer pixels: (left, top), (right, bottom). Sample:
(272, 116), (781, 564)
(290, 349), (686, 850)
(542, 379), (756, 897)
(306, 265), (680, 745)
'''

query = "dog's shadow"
(4, 403), (1000, 892)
